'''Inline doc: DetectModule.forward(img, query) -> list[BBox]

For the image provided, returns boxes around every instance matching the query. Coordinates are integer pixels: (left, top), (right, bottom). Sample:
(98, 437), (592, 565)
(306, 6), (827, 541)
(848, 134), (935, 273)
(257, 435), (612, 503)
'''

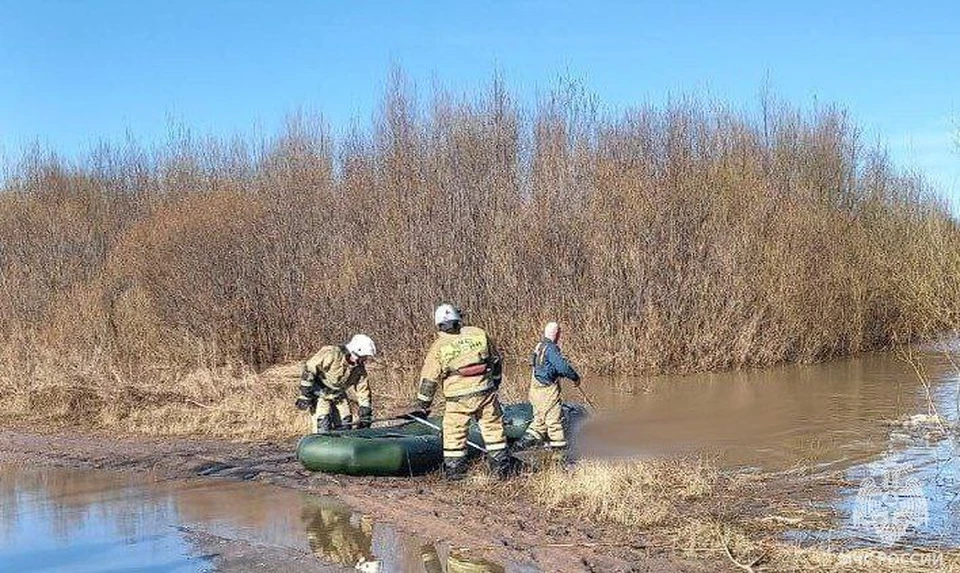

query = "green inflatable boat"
(296, 402), (585, 476)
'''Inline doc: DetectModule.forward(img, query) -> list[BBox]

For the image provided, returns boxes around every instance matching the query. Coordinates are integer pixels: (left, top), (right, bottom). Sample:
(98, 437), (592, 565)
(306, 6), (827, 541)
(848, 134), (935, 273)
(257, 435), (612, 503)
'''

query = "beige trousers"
(310, 394), (352, 433)
(442, 391), (507, 459)
(526, 381), (566, 448)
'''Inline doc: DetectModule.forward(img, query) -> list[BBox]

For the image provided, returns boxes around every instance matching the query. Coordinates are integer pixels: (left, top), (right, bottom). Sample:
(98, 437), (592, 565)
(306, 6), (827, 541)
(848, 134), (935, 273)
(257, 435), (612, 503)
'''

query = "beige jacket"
(416, 326), (502, 403)
(304, 345), (371, 408)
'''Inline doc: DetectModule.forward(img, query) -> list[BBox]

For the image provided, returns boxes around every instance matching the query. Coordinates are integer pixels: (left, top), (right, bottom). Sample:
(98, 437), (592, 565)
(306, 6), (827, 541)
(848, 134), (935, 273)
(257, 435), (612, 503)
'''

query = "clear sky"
(2, 1), (958, 204)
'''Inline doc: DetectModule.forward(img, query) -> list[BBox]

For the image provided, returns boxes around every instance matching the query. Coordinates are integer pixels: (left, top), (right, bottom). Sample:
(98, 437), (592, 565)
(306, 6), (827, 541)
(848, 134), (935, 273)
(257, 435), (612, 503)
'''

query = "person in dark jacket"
(516, 321), (580, 456)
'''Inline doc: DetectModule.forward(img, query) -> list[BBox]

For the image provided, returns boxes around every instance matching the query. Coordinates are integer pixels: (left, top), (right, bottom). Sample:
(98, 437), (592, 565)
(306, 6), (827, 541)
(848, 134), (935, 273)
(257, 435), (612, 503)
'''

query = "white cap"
(346, 334), (377, 358)
(434, 303), (462, 326)
(544, 321), (560, 342)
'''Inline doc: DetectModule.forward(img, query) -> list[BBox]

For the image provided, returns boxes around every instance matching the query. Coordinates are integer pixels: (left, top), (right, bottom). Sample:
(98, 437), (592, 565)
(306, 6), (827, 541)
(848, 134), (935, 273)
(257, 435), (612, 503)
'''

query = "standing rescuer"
(296, 334), (376, 433)
(408, 304), (512, 480)
(516, 321), (581, 458)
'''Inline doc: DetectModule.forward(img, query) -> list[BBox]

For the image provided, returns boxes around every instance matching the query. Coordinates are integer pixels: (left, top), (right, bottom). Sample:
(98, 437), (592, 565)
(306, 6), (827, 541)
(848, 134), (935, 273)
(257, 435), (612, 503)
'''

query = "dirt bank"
(0, 426), (706, 572)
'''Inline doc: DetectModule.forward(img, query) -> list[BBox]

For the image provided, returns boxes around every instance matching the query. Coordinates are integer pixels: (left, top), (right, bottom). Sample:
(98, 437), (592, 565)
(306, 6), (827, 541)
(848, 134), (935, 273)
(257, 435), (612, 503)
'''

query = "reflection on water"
(300, 499), (506, 572)
(304, 501), (374, 566)
(830, 356), (960, 548)
(420, 546), (506, 573)
(0, 467), (508, 572)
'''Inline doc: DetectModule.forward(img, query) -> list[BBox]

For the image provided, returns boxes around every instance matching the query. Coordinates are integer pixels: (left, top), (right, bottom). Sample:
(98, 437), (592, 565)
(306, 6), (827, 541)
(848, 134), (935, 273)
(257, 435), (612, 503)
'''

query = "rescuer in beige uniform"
(408, 304), (511, 480)
(296, 334), (376, 433)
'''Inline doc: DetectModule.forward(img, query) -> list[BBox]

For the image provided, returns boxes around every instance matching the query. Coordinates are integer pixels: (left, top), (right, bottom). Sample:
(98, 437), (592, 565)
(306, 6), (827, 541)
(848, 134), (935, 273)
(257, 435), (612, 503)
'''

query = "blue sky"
(1, 1), (958, 204)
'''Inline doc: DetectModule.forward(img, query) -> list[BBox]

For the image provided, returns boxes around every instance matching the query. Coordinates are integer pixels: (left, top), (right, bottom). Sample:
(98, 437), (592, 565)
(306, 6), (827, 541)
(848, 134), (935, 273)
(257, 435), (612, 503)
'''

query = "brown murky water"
(578, 352), (950, 470)
(0, 467), (508, 572)
(576, 349), (960, 547)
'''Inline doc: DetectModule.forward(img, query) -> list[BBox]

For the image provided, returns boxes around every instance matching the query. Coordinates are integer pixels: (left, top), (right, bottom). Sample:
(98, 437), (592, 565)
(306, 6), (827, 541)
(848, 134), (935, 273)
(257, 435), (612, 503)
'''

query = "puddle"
(0, 466), (509, 572)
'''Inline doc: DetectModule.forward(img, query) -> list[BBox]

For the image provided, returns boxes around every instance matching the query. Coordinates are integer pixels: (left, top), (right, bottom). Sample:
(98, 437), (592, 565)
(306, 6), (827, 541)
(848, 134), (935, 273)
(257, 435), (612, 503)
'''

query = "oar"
(407, 414), (488, 454)
(340, 414), (412, 429)
(574, 383), (599, 412)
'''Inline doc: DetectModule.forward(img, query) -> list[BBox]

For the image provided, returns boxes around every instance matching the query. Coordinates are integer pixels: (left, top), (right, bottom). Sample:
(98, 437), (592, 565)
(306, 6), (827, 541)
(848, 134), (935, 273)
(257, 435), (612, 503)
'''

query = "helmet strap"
(439, 320), (462, 334)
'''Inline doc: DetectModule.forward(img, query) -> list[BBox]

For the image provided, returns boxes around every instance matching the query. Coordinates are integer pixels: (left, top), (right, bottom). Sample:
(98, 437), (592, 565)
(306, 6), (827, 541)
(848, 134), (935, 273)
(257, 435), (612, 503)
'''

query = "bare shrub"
(2, 77), (959, 435)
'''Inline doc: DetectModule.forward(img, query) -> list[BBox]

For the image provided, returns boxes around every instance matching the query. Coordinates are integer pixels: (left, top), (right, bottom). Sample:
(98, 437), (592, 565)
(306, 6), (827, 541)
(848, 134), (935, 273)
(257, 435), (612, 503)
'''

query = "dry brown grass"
(2, 76), (960, 435)
(527, 458), (716, 527)
(0, 348), (305, 440)
(0, 347), (528, 439)
(520, 459), (960, 572)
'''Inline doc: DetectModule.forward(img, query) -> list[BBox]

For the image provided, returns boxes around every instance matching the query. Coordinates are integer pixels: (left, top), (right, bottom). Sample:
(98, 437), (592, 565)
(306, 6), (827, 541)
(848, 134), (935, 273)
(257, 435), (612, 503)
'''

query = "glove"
(295, 396), (314, 411)
(299, 368), (315, 397)
(404, 409), (430, 421)
(404, 400), (431, 420)
(357, 406), (373, 429)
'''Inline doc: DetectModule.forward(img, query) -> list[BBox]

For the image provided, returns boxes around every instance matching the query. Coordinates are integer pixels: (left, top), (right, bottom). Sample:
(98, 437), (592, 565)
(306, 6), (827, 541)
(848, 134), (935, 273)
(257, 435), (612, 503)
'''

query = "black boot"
(443, 457), (469, 481)
(336, 415), (353, 430)
(513, 431), (542, 451)
(315, 414), (333, 433)
(488, 449), (518, 480)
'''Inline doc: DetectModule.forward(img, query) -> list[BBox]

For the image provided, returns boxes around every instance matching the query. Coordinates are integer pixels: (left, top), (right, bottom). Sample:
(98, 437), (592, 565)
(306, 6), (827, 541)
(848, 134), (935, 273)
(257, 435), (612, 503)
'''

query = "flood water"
(580, 352), (946, 470)
(579, 348), (960, 547)
(2, 349), (958, 571)
(0, 467), (506, 572)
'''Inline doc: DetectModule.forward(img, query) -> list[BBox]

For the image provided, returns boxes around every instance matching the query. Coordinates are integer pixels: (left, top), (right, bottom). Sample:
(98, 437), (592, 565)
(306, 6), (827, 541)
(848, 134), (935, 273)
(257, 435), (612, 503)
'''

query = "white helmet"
(544, 321), (560, 342)
(434, 303), (462, 326)
(346, 334), (376, 358)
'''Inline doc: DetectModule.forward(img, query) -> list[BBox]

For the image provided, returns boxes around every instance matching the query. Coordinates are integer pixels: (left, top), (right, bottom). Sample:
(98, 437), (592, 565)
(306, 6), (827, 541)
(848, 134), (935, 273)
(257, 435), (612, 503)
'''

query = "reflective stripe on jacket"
(417, 326), (502, 403)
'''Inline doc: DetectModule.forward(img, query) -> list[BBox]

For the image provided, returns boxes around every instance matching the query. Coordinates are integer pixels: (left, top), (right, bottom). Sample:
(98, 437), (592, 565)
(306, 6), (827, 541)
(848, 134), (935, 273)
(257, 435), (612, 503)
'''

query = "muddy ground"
(0, 426), (714, 572)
